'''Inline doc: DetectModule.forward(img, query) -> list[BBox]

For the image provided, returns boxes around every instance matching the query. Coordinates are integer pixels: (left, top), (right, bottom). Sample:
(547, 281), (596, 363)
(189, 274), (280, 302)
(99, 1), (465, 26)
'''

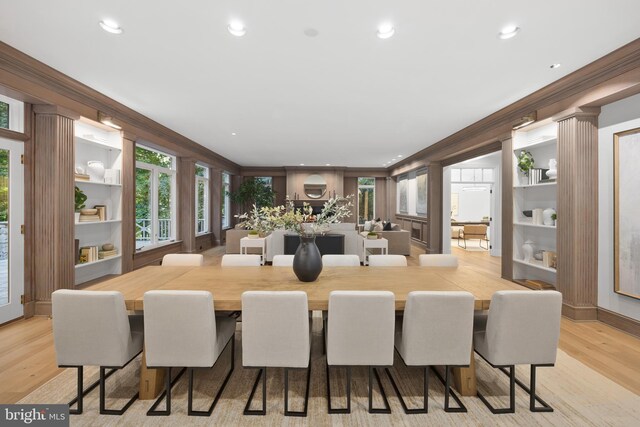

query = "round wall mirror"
(304, 174), (327, 199)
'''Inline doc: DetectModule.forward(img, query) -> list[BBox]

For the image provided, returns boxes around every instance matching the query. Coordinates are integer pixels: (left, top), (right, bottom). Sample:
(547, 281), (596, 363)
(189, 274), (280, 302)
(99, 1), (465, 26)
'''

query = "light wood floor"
(0, 244), (639, 404)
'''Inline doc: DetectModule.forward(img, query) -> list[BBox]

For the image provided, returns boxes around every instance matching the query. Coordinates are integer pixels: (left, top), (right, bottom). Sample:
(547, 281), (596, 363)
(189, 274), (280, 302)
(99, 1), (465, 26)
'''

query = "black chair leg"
(188, 336), (235, 416)
(442, 366), (467, 413)
(327, 365), (351, 414)
(497, 365), (553, 412)
(67, 366), (117, 415)
(284, 364), (311, 417)
(385, 366), (428, 414)
(99, 367), (139, 415)
(477, 365), (515, 414)
(368, 366), (391, 414)
(244, 368), (267, 415)
(147, 367), (186, 416)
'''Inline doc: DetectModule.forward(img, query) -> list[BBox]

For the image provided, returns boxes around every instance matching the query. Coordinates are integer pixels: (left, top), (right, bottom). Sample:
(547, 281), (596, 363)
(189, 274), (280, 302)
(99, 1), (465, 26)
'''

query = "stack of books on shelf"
(75, 172), (90, 181)
(528, 168), (549, 185)
(95, 205), (107, 221)
(78, 246), (100, 264)
(98, 249), (118, 259)
(78, 213), (100, 222)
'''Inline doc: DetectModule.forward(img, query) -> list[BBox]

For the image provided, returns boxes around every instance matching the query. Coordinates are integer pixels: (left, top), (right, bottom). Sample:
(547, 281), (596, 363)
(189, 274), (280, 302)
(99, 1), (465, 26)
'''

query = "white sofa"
(265, 223), (360, 262)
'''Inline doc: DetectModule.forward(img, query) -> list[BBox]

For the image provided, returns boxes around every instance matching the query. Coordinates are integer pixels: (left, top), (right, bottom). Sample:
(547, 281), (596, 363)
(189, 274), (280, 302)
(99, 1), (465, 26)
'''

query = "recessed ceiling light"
(304, 28), (319, 38)
(376, 23), (395, 39)
(231, 132), (236, 136)
(299, 163), (305, 166)
(397, 154), (403, 157)
(325, 163), (331, 166)
(228, 21), (246, 37)
(498, 25), (520, 39)
(99, 19), (123, 34)
(550, 63), (561, 69)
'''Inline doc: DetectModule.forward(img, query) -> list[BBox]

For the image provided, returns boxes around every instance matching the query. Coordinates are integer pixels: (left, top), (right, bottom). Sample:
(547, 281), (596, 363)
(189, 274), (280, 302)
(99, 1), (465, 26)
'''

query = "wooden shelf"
(513, 258), (556, 273)
(75, 136), (122, 151)
(74, 180), (121, 187)
(75, 255), (122, 269)
(513, 136), (557, 151)
(75, 219), (121, 226)
(513, 182), (556, 189)
(513, 221), (556, 229)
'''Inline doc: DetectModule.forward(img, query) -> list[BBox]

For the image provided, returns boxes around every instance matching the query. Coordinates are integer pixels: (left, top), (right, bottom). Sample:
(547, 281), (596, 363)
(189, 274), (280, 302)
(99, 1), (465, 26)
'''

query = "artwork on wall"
(416, 170), (428, 215)
(614, 127), (640, 300)
(398, 178), (408, 213)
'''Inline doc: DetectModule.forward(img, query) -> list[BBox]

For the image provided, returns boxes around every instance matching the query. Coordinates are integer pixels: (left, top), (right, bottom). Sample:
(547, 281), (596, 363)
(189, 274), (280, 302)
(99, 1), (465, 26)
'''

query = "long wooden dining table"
(86, 265), (524, 399)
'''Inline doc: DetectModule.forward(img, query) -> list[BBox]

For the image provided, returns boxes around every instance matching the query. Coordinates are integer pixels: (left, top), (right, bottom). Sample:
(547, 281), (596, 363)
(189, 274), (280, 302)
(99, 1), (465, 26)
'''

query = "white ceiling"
(1, 1), (639, 168)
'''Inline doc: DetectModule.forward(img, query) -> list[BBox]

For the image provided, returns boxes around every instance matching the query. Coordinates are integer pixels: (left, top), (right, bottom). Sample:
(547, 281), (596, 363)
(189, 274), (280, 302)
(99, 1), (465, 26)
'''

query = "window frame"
(357, 177), (376, 224)
(195, 164), (210, 235)
(221, 172), (231, 229)
(135, 145), (177, 251)
(0, 94), (24, 132)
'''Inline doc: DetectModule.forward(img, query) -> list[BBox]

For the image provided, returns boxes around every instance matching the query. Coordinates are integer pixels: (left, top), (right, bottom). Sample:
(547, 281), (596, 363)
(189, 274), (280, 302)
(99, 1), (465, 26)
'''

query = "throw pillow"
(383, 221), (392, 231)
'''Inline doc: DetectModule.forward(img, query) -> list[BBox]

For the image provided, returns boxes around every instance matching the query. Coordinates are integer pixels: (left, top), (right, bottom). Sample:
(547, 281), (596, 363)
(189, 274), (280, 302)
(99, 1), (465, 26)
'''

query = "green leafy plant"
(517, 150), (535, 176)
(74, 186), (87, 211)
(228, 177), (276, 210)
(551, 213), (557, 221)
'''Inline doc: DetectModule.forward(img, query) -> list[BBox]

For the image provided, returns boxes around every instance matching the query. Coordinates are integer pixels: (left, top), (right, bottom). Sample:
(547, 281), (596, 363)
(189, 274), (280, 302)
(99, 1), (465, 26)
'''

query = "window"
(450, 168), (494, 183)
(256, 176), (272, 188)
(357, 177), (375, 224)
(0, 101), (8, 129)
(135, 145), (176, 250)
(222, 172), (231, 229)
(195, 164), (210, 235)
(0, 94), (24, 132)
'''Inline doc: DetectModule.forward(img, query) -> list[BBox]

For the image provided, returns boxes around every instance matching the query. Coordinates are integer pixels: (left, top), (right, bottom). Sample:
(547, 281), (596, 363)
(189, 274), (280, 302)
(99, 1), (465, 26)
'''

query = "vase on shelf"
(546, 159), (557, 180)
(87, 160), (105, 182)
(543, 208), (556, 226)
(522, 240), (535, 263)
(293, 235), (323, 282)
(74, 212), (80, 223)
(532, 208), (544, 225)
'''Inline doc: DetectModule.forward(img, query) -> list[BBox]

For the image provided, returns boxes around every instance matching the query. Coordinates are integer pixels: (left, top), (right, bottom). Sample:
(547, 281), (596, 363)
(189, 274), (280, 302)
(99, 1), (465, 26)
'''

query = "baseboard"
(34, 301), (52, 317)
(597, 307), (640, 338)
(562, 303), (598, 321)
(23, 301), (35, 318)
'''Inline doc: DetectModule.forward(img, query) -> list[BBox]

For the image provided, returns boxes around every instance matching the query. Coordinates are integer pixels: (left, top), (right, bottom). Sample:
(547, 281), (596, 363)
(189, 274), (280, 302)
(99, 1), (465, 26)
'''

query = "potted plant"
(247, 230), (260, 239)
(367, 231), (378, 240)
(517, 150), (534, 184)
(551, 212), (557, 226)
(74, 186), (87, 223)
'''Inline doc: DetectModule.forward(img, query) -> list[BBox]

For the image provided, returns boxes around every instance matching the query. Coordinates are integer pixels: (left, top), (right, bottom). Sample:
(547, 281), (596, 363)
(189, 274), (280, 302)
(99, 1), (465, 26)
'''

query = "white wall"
(598, 92), (640, 321)
(451, 183), (491, 221)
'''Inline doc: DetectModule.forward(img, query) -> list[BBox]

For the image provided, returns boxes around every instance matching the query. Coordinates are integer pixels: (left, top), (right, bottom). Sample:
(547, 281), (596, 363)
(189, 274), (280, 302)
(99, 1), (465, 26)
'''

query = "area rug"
(19, 316), (640, 426)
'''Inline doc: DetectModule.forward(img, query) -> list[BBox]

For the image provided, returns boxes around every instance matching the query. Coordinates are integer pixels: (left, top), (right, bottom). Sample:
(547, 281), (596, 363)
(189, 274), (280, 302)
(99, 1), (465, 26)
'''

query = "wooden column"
(211, 170), (222, 246)
(426, 162), (443, 253)
(501, 136), (514, 280)
(555, 107), (600, 320)
(179, 158), (196, 253)
(121, 133), (136, 273)
(33, 105), (78, 315)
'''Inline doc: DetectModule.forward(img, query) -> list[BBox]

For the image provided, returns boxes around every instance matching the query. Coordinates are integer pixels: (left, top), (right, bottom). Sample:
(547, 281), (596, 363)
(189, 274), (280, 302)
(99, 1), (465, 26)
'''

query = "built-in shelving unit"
(512, 120), (558, 288)
(74, 120), (123, 285)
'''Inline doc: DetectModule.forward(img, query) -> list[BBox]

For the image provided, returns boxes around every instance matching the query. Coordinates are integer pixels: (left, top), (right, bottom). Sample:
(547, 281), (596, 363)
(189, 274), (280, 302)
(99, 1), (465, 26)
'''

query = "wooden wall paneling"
(231, 174), (242, 227)
(32, 105), (77, 315)
(375, 178), (387, 220)
(120, 135), (135, 273)
(387, 177), (397, 223)
(178, 158), (196, 253)
(427, 162), (443, 253)
(555, 107), (600, 320)
(22, 104), (35, 317)
(342, 177), (358, 222)
(132, 241), (183, 269)
(210, 170), (222, 246)
(194, 233), (214, 252)
(501, 137), (514, 281)
(272, 176), (287, 206)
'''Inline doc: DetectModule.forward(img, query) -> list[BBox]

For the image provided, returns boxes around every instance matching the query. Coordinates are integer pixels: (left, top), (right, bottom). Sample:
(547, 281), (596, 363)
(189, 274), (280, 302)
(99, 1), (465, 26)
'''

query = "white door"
(0, 138), (24, 323)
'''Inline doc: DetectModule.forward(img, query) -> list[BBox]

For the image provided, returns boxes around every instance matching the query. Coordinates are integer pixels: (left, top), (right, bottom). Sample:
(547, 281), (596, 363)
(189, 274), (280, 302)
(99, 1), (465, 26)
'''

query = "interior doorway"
(0, 138), (24, 324)
(442, 151), (501, 261)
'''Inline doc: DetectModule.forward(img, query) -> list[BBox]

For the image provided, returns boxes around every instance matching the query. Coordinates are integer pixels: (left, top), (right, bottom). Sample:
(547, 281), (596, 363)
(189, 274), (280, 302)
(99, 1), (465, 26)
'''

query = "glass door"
(0, 138), (24, 323)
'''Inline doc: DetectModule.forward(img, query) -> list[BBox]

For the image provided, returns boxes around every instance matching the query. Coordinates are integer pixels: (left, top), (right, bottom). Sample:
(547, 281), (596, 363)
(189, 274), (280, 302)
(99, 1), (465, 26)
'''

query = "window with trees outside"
(0, 101), (8, 129)
(222, 172), (231, 229)
(358, 177), (375, 224)
(195, 164), (210, 235)
(135, 145), (176, 250)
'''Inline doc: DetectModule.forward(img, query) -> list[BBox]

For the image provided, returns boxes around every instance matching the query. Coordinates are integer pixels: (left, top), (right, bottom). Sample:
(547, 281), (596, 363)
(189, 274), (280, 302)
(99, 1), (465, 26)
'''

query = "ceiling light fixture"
(397, 154), (403, 157)
(99, 19), (123, 34)
(550, 63), (561, 69)
(325, 163), (331, 166)
(299, 163), (305, 166)
(512, 112), (537, 130)
(98, 111), (122, 130)
(228, 21), (246, 37)
(376, 23), (395, 39)
(231, 132), (236, 136)
(498, 25), (519, 39)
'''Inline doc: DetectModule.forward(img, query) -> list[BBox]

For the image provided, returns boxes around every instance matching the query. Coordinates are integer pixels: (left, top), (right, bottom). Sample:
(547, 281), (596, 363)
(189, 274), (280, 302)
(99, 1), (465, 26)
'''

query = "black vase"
(293, 235), (323, 282)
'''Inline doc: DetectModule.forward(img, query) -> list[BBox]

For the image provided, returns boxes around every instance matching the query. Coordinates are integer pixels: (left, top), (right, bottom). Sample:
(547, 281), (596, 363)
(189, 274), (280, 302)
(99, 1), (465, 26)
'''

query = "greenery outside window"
(357, 177), (375, 224)
(0, 101), (8, 129)
(135, 145), (177, 250)
(195, 164), (210, 235)
(222, 172), (231, 229)
(0, 94), (24, 132)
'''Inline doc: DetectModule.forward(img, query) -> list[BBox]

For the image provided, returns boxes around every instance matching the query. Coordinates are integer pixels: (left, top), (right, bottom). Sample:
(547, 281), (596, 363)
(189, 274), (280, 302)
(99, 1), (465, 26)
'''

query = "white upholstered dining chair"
(322, 254), (361, 267)
(326, 291), (395, 414)
(386, 291), (474, 413)
(143, 290), (237, 416)
(242, 291), (311, 417)
(162, 253), (204, 267)
(272, 255), (295, 267)
(418, 254), (459, 268)
(52, 290), (143, 415)
(367, 254), (408, 267)
(221, 254), (262, 267)
(473, 290), (562, 414)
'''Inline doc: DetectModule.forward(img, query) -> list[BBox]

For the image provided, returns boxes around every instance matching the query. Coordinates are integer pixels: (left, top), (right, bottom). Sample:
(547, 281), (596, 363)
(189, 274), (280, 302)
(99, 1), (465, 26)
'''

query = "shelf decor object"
(522, 240), (535, 262)
(614, 127), (640, 300)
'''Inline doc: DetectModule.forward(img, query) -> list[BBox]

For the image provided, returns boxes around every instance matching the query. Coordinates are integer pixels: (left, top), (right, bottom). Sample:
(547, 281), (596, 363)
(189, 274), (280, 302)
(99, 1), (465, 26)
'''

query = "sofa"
(359, 221), (411, 256)
(265, 223), (360, 262)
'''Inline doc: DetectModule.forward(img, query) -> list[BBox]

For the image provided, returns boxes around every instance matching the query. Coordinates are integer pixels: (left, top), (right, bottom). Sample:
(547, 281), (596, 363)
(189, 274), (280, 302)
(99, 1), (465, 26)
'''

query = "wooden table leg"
(139, 347), (165, 400)
(452, 348), (477, 396)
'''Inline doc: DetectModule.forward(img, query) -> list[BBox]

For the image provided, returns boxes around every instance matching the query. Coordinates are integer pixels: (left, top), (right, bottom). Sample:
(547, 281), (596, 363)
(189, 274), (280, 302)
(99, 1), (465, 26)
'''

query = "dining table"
(85, 264), (524, 399)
